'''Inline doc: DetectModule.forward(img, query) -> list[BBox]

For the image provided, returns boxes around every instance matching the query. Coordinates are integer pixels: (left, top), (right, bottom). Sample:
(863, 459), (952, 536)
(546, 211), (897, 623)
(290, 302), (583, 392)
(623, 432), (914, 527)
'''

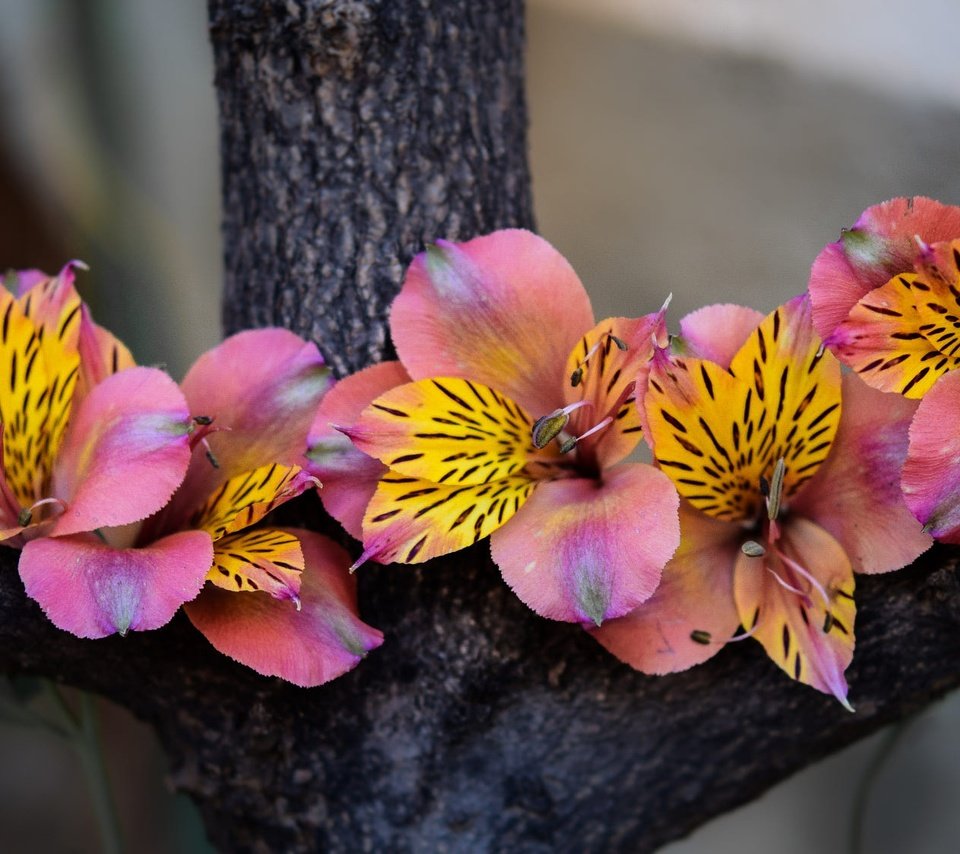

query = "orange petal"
(590, 502), (740, 671)
(733, 517), (855, 707)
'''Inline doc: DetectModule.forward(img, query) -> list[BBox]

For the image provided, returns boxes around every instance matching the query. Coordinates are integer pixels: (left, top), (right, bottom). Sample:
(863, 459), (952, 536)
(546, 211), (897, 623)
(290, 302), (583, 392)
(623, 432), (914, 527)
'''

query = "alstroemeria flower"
(592, 296), (931, 706)
(0, 263), (194, 549)
(315, 229), (680, 625)
(809, 197), (960, 398)
(19, 328), (383, 685)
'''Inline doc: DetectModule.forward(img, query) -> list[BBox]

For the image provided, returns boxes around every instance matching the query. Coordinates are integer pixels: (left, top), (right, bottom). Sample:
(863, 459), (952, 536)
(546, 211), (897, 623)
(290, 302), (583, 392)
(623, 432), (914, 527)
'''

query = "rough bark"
(2, 1), (960, 852)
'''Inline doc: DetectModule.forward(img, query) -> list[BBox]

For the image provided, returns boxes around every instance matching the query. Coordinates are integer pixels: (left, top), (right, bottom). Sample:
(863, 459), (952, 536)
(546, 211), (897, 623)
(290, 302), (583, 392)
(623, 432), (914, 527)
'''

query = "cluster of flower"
(5, 196), (959, 704)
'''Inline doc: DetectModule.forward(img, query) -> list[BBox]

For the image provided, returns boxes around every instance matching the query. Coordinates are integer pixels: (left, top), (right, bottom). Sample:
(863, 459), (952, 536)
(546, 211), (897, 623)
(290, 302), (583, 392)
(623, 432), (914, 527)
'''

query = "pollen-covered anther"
(765, 457), (787, 522)
(741, 540), (766, 557)
(531, 401), (589, 449)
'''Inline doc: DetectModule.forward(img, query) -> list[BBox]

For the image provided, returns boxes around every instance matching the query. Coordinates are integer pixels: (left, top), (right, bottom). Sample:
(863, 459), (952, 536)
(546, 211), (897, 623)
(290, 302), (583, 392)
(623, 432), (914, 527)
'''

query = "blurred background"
(1, 0), (960, 850)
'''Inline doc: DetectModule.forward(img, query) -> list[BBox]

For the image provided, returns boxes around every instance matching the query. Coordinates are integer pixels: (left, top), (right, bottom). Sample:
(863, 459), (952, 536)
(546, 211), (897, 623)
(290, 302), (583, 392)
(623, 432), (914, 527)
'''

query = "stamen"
(765, 457), (786, 521)
(201, 437), (220, 469)
(741, 540), (766, 557)
(766, 566), (810, 604)
(773, 547), (832, 609)
(569, 331), (630, 387)
(557, 416), (614, 454)
(690, 625), (759, 646)
(531, 401), (589, 449)
(19, 496), (68, 527)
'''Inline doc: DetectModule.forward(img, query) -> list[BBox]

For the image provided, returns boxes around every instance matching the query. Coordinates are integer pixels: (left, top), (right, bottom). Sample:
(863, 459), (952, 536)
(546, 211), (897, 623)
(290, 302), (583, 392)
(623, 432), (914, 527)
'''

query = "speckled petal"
(185, 530), (383, 687)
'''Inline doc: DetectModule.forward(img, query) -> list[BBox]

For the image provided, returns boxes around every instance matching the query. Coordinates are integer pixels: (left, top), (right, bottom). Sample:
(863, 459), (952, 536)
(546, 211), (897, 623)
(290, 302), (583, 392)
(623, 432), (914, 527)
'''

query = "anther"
(569, 331), (629, 387)
(17, 508), (31, 526)
(690, 630), (711, 645)
(531, 401), (589, 449)
(823, 612), (834, 633)
(741, 540), (766, 557)
(193, 415), (214, 425)
(765, 457), (786, 521)
(201, 437), (220, 469)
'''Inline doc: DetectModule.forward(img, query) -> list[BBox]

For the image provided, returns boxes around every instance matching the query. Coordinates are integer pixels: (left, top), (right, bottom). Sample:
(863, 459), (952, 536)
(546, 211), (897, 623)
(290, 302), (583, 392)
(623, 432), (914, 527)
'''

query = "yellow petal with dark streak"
(348, 377), (544, 486)
(361, 472), (538, 564)
(647, 297), (841, 522)
(209, 528), (303, 600)
(192, 464), (311, 540)
(0, 289), (80, 506)
(733, 518), (855, 703)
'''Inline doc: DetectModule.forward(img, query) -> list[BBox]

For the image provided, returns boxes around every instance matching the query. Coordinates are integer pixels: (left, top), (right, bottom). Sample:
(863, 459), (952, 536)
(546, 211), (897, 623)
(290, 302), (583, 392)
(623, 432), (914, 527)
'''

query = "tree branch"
(2, 1), (960, 851)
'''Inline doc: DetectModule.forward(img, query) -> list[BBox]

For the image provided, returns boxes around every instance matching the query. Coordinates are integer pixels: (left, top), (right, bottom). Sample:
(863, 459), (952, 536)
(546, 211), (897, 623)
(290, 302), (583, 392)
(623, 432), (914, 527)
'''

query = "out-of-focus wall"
(535, 0), (960, 107)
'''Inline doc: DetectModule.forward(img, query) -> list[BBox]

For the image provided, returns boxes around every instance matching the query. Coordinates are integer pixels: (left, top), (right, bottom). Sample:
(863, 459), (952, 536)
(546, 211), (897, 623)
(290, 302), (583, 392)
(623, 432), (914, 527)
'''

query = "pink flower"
(309, 229), (680, 625)
(592, 296), (931, 707)
(19, 327), (383, 684)
(0, 263), (195, 556)
(808, 197), (960, 398)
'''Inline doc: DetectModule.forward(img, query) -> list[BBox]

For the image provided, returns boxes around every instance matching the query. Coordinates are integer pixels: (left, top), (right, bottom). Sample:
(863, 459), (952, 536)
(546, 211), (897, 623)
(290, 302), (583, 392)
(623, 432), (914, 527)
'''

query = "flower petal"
(50, 367), (193, 536)
(360, 472), (537, 565)
(827, 273), (958, 398)
(344, 377), (549, 485)
(209, 528), (302, 602)
(306, 360), (409, 539)
(0, 287), (80, 508)
(191, 464), (318, 539)
(390, 230), (595, 416)
(677, 303), (764, 369)
(793, 373), (932, 570)
(561, 313), (666, 468)
(647, 295), (841, 522)
(491, 464), (680, 625)
(590, 503), (740, 673)
(185, 530), (383, 687)
(14, 263), (135, 400)
(19, 530), (213, 638)
(902, 370), (960, 543)
(733, 517), (855, 707)
(161, 329), (331, 531)
(809, 197), (960, 340)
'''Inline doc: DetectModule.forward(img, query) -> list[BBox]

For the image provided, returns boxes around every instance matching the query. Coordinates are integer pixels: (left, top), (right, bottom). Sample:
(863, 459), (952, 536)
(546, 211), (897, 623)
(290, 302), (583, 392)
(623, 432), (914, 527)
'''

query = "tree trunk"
(2, 1), (960, 851)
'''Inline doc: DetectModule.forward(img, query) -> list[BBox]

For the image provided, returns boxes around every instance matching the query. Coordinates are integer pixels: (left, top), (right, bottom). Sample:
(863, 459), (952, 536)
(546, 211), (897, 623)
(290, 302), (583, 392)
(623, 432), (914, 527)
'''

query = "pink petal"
(677, 303), (764, 369)
(791, 372), (932, 572)
(590, 504), (740, 674)
(162, 329), (331, 531)
(50, 367), (194, 536)
(809, 197), (960, 340)
(390, 230), (595, 416)
(490, 463), (680, 625)
(306, 361), (410, 539)
(185, 530), (383, 687)
(19, 530), (213, 638)
(902, 370), (960, 542)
